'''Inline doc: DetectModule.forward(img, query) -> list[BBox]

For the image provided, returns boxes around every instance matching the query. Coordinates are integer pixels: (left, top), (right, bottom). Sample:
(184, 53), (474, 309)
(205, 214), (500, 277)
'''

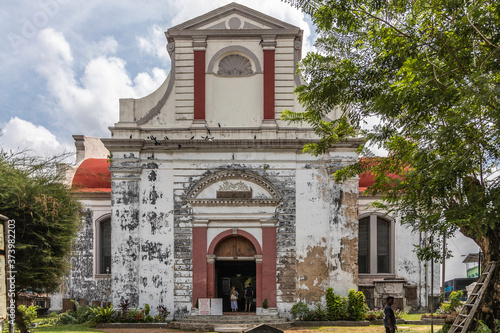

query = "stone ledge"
(96, 323), (170, 329)
(293, 321), (370, 327)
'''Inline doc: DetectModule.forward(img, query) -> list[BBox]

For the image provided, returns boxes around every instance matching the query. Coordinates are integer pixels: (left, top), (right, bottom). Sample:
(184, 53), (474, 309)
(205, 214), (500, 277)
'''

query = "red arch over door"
(208, 229), (262, 255)
(192, 227), (276, 309)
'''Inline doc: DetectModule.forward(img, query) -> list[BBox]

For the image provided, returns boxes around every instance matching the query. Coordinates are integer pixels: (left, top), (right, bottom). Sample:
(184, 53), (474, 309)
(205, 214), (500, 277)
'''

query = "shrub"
(91, 305), (116, 323)
(124, 308), (145, 323)
(325, 288), (347, 321)
(365, 308), (384, 321)
(438, 290), (464, 314)
(290, 301), (309, 320)
(74, 305), (95, 324)
(394, 309), (407, 319)
(303, 304), (328, 321)
(120, 299), (131, 317)
(473, 320), (492, 333)
(347, 289), (368, 321)
(57, 312), (78, 325)
(262, 299), (268, 309)
(449, 291), (463, 312)
(17, 305), (39, 327)
(156, 305), (170, 322)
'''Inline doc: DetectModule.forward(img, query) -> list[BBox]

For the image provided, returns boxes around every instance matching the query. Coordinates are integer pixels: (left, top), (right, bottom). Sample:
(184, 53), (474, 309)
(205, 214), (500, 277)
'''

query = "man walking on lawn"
(384, 296), (397, 333)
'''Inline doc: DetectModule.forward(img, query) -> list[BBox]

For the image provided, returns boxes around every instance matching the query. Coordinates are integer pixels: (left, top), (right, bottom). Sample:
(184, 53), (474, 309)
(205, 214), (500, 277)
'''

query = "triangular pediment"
(168, 2), (299, 32)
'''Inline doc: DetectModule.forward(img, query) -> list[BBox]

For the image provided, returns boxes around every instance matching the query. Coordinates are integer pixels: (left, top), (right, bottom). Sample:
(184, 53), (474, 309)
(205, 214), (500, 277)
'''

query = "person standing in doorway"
(384, 296), (397, 333)
(230, 286), (239, 312)
(244, 283), (254, 312)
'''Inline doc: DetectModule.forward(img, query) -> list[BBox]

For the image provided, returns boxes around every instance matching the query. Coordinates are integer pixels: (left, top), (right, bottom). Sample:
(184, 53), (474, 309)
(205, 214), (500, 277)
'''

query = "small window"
(99, 219), (111, 274)
(358, 217), (370, 273)
(358, 215), (393, 274)
(377, 218), (390, 273)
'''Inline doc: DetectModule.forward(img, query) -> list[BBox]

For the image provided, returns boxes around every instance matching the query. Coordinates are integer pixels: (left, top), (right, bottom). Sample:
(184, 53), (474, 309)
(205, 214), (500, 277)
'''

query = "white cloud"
(0, 117), (74, 156)
(35, 28), (167, 138)
(137, 25), (169, 61)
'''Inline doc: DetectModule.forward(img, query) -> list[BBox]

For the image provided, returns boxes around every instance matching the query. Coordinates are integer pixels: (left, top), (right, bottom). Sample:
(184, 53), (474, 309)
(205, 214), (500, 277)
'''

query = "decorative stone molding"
(188, 170), (281, 199)
(207, 46), (262, 74)
(217, 54), (253, 76)
(187, 170), (281, 207)
(228, 17), (242, 29)
(260, 35), (277, 50)
(218, 180), (251, 192)
(167, 42), (175, 56)
(192, 36), (207, 50)
(189, 198), (279, 207)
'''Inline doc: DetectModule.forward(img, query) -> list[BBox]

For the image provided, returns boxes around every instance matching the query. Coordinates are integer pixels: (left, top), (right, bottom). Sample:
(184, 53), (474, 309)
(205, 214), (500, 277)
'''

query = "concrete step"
(171, 317), (292, 332)
(178, 315), (285, 323)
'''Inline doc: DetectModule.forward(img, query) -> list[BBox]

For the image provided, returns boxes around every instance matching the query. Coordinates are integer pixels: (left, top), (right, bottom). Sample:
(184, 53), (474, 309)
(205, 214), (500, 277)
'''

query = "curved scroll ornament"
(217, 54), (253, 76)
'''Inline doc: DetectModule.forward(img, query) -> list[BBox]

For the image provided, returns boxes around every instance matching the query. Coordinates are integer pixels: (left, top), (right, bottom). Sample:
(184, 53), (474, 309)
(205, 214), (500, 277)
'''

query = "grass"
(24, 322), (441, 333)
(288, 325), (442, 333)
(400, 313), (424, 321)
(32, 323), (105, 332)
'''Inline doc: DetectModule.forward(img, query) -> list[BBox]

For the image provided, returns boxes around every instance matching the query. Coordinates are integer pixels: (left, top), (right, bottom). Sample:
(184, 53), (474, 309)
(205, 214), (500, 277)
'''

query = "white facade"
(59, 3), (439, 317)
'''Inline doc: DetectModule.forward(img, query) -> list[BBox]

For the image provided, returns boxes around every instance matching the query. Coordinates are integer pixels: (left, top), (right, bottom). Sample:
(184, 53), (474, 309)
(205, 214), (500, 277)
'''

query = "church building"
(58, 3), (439, 317)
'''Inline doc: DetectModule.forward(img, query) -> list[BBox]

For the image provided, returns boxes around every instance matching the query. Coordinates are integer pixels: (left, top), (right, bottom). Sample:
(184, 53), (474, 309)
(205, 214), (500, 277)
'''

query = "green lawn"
(289, 325), (441, 333)
(32, 323), (105, 332)
(400, 313), (424, 321)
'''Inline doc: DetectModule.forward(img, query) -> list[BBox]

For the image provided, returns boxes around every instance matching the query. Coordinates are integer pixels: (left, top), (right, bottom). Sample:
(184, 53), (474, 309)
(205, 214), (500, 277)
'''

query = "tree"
(0, 152), (80, 332)
(282, 0), (500, 327)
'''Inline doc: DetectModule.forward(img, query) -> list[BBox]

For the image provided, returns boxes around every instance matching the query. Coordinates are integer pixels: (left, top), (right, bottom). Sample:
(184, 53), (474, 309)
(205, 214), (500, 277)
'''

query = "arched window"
(96, 217), (111, 275)
(358, 215), (394, 274)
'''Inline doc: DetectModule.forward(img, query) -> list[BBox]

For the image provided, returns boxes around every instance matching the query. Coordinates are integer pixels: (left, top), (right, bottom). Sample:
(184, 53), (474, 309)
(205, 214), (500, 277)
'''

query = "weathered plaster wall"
(291, 154), (359, 310)
(169, 151), (299, 317)
(137, 152), (175, 315)
(328, 174), (359, 296)
(295, 166), (330, 303)
(110, 151), (141, 307)
(65, 207), (111, 303)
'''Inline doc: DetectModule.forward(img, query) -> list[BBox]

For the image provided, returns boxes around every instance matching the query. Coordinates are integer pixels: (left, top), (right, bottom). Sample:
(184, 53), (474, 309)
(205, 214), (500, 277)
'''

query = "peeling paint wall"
(137, 154), (174, 315)
(65, 208), (111, 303)
(295, 155), (359, 307)
(110, 152), (141, 308)
(170, 153), (298, 316)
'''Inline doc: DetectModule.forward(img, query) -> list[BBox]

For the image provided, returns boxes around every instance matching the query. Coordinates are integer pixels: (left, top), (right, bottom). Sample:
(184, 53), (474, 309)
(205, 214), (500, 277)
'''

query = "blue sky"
(0, 0), (479, 280)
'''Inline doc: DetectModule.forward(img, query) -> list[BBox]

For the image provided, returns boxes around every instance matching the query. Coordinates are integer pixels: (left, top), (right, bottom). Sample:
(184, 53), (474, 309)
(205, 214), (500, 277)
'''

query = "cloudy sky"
(0, 0), (314, 157)
(0, 0), (479, 282)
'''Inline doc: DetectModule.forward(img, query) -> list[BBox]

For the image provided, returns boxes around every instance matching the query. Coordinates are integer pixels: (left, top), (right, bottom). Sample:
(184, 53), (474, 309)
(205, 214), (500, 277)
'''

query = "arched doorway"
(214, 236), (257, 312)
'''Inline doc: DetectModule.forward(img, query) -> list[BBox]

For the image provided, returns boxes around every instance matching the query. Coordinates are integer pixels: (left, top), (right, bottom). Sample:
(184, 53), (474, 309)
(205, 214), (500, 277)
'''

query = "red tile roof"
(72, 158), (111, 191)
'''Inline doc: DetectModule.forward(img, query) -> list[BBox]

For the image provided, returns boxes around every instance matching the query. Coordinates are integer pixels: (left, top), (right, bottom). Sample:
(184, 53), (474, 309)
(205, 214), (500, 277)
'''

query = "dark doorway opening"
(215, 261), (256, 312)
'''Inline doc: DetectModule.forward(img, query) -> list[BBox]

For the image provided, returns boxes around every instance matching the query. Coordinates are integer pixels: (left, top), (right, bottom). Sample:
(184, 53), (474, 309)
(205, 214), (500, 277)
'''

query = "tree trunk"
(475, 228), (500, 331)
(14, 306), (28, 333)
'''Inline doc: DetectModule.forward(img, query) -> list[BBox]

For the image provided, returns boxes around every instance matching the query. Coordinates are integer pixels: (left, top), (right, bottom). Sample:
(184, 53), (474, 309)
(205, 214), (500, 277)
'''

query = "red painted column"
(192, 227), (207, 306)
(194, 50), (206, 120)
(256, 257), (263, 308)
(263, 49), (275, 120)
(262, 227), (277, 307)
(207, 260), (215, 298)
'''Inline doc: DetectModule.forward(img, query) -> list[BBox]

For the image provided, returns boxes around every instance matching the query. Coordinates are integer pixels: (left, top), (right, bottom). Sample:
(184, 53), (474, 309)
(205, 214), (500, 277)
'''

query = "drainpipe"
(424, 231), (428, 311)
